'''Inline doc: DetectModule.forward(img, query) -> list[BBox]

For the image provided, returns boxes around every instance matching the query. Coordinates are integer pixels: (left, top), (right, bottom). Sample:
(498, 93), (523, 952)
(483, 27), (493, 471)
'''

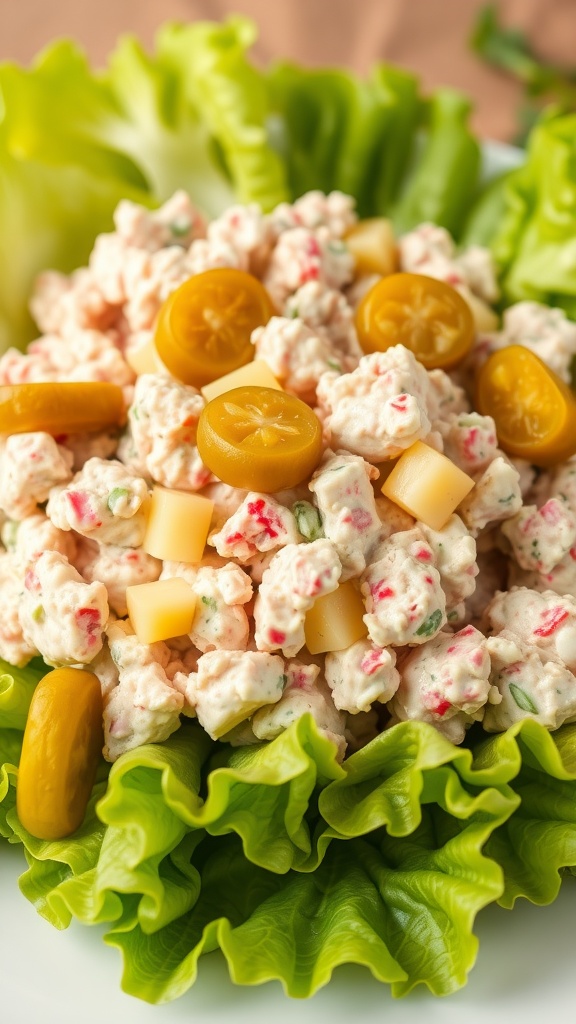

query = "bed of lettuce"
(3, 12), (576, 1005)
(4, 658), (576, 1000)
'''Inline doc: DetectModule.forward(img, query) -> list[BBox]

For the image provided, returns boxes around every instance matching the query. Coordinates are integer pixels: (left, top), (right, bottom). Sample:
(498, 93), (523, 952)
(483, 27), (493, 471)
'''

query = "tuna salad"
(4, 186), (576, 777)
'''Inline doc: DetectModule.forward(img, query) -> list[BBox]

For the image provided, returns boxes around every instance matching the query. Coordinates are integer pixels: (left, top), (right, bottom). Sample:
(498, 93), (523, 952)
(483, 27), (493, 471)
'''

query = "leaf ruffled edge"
(0, 715), (520, 1000)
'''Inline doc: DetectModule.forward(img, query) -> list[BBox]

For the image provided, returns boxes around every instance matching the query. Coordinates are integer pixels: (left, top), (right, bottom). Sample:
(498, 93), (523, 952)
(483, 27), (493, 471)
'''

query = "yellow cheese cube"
(304, 581), (368, 655)
(382, 440), (474, 531)
(201, 359), (283, 403)
(127, 577), (196, 644)
(125, 338), (168, 377)
(345, 218), (398, 278)
(142, 487), (214, 563)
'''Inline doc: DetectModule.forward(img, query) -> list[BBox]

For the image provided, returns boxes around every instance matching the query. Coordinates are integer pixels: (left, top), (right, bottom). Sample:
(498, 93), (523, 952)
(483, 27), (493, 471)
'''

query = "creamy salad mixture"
(3, 189), (576, 763)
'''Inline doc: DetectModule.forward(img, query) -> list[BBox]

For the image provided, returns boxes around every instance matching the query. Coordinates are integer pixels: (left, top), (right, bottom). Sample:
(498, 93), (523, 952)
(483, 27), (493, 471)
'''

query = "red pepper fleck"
(66, 490), (101, 528)
(462, 427), (478, 460)
(24, 568), (41, 593)
(470, 648), (485, 668)
(342, 508), (373, 531)
(300, 266), (320, 284)
(390, 395), (408, 413)
(415, 547), (432, 562)
(290, 669), (307, 689)
(424, 575), (434, 585)
(370, 581), (394, 602)
(432, 698), (451, 717)
(539, 500), (562, 526)
(247, 498), (282, 539)
(534, 607), (569, 638)
(360, 648), (386, 675)
(226, 531), (245, 545)
(76, 607), (101, 645)
(570, 547), (576, 562)
(305, 576), (323, 597)
(269, 628), (286, 646)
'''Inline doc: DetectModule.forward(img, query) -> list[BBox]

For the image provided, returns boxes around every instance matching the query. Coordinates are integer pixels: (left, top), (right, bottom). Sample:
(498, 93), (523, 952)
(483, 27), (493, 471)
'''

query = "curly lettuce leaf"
(104, 786), (509, 1003)
(159, 18), (288, 212)
(0, 656), (46, 770)
(0, 656), (46, 732)
(5, 712), (576, 1001)
(318, 719), (519, 839)
(0, 16), (288, 352)
(490, 110), (576, 314)
(0, 716), (517, 1001)
(471, 721), (576, 907)
(0, 718), (342, 933)
(98, 716), (343, 875)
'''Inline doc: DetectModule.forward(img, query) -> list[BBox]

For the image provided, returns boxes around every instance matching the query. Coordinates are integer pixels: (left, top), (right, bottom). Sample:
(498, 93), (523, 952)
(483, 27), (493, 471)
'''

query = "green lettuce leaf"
(392, 88), (482, 238)
(104, 782), (509, 1003)
(159, 18), (288, 211)
(267, 61), (423, 218)
(0, 656), (46, 732)
(0, 718), (342, 930)
(0, 145), (147, 352)
(0, 656), (47, 770)
(473, 721), (576, 907)
(0, 716), (517, 1001)
(95, 715), (344, 876)
(0, 16), (289, 352)
(318, 719), (519, 839)
(490, 110), (576, 314)
(0, 762), (17, 838)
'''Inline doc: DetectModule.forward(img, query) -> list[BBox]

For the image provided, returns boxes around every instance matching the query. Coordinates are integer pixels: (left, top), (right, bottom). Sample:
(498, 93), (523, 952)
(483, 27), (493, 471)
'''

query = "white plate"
(2, 838), (576, 1024)
(1, 137), (546, 1024)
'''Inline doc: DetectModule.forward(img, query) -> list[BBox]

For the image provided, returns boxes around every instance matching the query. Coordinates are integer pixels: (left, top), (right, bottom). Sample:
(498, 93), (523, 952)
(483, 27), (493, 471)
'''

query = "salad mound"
(4, 14), (576, 1006)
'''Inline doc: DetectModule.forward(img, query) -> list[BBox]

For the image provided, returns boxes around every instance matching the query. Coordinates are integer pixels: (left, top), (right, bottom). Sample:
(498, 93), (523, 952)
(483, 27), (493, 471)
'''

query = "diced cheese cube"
(304, 580), (368, 654)
(143, 487), (214, 563)
(125, 338), (168, 377)
(345, 218), (398, 278)
(382, 440), (474, 531)
(127, 577), (196, 644)
(201, 359), (283, 403)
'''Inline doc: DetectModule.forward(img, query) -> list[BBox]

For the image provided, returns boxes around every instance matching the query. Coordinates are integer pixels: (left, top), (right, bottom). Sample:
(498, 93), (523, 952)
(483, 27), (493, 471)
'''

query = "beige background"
(1, 0), (575, 140)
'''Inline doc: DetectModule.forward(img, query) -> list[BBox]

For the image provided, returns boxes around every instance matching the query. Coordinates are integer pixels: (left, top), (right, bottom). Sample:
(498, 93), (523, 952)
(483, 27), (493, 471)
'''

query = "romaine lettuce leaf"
(267, 60), (423, 218)
(392, 88), (482, 238)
